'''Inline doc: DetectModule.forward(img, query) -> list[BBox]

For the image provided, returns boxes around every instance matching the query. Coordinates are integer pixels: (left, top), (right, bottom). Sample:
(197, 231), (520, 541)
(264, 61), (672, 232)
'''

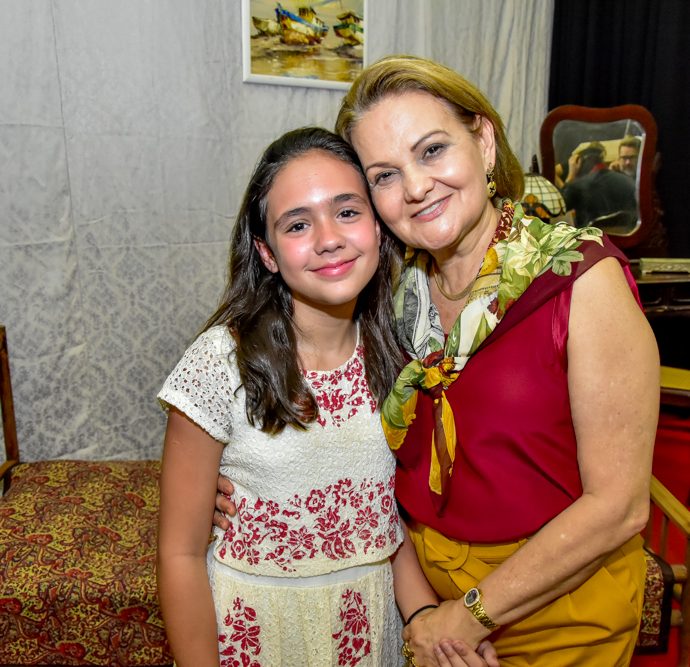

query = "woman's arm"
(158, 408), (225, 667)
(405, 257), (659, 650)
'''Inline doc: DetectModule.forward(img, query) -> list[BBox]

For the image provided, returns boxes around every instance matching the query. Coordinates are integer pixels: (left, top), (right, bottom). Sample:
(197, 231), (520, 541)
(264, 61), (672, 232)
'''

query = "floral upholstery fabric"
(0, 459), (172, 666)
(635, 549), (674, 654)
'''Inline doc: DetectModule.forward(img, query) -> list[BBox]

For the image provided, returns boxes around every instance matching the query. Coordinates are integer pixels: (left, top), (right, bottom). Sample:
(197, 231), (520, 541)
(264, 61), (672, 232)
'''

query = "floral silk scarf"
(380, 200), (603, 507)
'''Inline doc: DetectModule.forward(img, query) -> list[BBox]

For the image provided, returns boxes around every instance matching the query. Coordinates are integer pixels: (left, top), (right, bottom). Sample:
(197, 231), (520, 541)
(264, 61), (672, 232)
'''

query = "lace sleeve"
(158, 326), (238, 444)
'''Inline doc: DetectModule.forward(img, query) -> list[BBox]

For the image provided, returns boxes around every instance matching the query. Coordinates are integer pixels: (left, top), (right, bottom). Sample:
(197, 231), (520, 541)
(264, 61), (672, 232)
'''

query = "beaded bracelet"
(405, 603), (439, 625)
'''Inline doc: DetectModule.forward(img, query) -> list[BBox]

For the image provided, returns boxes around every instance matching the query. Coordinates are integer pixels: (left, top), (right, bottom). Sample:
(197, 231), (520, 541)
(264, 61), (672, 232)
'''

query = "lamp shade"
(522, 173), (567, 222)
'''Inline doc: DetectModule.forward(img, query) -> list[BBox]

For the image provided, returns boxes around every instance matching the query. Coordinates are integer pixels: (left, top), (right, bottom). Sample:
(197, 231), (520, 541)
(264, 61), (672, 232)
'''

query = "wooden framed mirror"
(540, 104), (660, 250)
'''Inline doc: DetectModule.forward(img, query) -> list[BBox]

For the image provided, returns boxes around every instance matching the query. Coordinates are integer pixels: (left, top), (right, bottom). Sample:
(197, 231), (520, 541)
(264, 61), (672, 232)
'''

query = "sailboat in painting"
(246, 1), (364, 87)
(251, 15), (282, 36)
(333, 10), (363, 46)
(275, 3), (329, 45)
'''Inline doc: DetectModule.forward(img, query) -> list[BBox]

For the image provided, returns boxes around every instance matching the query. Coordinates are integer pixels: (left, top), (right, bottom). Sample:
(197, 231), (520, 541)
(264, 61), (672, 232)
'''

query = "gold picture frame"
(242, 0), (366, 90)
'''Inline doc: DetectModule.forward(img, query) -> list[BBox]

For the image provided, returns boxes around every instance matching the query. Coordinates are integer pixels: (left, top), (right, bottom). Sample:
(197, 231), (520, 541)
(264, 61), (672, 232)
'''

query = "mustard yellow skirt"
(409, 524), (646, 667)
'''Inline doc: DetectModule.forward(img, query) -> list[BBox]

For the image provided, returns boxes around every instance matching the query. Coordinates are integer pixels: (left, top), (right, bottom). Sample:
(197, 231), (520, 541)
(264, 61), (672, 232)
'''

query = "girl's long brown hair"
(204, 127), (404, 434)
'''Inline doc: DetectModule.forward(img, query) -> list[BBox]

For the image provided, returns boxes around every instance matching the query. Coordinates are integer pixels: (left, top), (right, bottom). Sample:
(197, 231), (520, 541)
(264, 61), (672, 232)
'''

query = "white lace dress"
(158, 326), (404, 667)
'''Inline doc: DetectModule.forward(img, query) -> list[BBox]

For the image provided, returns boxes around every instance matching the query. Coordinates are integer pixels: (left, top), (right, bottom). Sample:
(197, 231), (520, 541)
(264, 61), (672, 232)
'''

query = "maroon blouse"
(393, 237), (638, 543)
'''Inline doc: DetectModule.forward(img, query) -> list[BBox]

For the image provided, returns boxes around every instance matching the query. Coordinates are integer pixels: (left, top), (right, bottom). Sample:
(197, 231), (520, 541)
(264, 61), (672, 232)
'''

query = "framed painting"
(242, 0), (366, 90)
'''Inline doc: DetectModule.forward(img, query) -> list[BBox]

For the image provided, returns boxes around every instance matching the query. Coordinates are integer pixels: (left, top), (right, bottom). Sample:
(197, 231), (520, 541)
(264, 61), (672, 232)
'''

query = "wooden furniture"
(640, 366), (690, 666)
(540, 104), (665, 254)
(631, 262), (690, 371)
(660, 366), (690, 410)
(645, 477), (690, 666)
(540, 105), (688, 367)
(643, 477), (690, 667)
(636, 273), (690, 318)
(0, 324), (172, 666)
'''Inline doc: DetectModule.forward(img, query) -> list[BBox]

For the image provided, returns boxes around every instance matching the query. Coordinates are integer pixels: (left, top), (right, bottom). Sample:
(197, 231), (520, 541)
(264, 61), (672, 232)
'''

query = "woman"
(216, 56), (659, 666)
(158, 127), (494, 667)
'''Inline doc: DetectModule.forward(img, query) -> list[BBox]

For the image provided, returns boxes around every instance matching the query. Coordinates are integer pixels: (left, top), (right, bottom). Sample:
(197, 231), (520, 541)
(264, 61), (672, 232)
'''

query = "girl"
(157, 127), (493, 667)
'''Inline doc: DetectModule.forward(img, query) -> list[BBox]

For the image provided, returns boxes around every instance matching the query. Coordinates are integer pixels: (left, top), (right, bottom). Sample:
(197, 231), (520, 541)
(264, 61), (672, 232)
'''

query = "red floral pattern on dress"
(304, 346), (376, 427)
(219, 597), (262, 667)
(332, 589), (372, 666)
(218, 476), (399, 572)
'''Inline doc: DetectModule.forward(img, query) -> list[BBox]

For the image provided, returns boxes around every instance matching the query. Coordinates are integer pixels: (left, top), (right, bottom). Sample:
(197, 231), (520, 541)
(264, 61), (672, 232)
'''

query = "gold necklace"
(433, 265), (476, 301)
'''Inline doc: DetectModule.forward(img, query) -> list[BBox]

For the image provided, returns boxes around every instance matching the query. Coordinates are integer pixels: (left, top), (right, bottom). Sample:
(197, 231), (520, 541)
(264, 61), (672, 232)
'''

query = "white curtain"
(0, 0), (553, 462)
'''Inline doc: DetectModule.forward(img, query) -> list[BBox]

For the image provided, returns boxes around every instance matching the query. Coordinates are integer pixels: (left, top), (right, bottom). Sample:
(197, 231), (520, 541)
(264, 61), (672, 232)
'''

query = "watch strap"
(463, 587), (499, 630)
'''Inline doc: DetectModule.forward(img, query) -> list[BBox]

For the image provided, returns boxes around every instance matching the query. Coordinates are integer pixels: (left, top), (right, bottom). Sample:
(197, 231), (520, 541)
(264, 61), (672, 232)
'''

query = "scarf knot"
(421, 351), (460, 392)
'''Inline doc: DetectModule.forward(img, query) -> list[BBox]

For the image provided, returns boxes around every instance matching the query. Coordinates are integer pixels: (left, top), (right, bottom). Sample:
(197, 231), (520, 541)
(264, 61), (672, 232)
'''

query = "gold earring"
(486, 164), (496, 198)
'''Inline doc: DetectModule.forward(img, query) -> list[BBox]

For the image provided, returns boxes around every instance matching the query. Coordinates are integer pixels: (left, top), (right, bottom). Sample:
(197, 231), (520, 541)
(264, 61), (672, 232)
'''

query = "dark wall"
(549, 0), (690, 258)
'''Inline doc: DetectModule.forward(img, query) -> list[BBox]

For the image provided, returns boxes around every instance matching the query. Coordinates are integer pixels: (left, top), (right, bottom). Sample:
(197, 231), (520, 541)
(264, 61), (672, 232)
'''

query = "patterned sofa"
(0, 461), (172, 666)
(0, 325), (172, 666)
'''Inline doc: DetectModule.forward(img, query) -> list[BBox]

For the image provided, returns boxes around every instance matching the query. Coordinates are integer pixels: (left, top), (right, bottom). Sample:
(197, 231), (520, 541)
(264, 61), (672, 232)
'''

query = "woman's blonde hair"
(335, 55), (524, 201)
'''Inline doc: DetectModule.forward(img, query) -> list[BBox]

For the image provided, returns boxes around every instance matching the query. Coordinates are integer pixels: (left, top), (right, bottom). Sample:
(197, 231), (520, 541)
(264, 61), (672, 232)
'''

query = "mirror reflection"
(551, 119), (644, 235)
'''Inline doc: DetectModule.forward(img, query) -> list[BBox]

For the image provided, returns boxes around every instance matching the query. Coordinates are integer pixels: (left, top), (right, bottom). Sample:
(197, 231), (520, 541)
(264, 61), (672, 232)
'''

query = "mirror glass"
(551, 119), (644, 235)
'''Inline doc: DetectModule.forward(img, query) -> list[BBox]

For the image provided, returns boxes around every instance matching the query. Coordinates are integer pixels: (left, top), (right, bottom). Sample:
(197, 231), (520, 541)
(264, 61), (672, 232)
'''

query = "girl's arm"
(390, 520), (440, 623)
(404, 257), (659, 651)
(158, 408), (225, 667)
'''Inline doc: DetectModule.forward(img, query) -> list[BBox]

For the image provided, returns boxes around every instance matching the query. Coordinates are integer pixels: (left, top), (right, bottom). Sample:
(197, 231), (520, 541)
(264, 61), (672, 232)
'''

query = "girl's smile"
(256, 149), (381, 317)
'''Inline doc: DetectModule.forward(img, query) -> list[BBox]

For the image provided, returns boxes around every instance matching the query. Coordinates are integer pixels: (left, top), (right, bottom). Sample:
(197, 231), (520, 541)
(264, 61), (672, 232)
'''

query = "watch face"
(465, 588), (479, 606)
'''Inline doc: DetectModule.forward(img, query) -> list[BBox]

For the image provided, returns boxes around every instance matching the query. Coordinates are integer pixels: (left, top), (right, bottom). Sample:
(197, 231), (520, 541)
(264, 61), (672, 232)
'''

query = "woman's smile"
(412, 195), (451, 221)
(351, 90), (496, 255)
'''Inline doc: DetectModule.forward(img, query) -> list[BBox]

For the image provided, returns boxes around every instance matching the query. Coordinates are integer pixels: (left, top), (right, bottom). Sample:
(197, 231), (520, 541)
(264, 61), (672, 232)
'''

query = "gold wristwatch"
(463, 587), (499, 630)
